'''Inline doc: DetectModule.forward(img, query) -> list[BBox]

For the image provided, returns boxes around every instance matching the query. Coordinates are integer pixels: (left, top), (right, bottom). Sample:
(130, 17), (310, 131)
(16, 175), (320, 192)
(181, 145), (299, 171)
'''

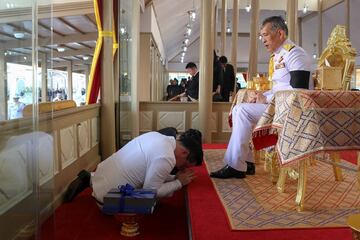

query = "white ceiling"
(149, 0), (359, 72)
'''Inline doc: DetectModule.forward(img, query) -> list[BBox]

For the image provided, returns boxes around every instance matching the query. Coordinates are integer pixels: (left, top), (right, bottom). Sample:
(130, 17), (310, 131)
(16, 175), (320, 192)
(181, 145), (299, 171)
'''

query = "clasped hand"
(248, 91), (267, 104)
(176, 169), (196, 186)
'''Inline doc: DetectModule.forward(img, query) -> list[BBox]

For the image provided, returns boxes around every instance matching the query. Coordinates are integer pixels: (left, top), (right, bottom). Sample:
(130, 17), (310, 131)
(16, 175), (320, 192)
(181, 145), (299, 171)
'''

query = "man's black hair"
(185, 62), (197, 69)
(179, 129), (203, 166)
(262, 16), (288, 36)
(219, 56), (228, 64)
(158, 127), (178, 139)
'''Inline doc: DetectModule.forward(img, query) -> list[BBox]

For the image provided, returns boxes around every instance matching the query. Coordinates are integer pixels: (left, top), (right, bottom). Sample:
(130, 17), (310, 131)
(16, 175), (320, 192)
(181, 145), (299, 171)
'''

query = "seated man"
(64, 129), (203, 204)
(210, 16), (312, 179)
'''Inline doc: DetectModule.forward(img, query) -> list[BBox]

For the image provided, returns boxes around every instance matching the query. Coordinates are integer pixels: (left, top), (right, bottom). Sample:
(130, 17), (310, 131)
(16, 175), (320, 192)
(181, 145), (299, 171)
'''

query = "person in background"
(8, 96), (26, 120)
(64, 129), (203, 204)
(53, 92), (63, 102)
(210, 16), (312, 179)
(219, 56), (235, 102)
(170, 62), (199, 102)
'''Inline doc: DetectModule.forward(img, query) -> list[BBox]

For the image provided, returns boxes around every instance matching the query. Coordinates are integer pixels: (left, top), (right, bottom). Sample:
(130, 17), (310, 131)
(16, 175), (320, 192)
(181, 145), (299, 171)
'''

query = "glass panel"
(119, 0), (134, 146)
(0, 0), (55, 239)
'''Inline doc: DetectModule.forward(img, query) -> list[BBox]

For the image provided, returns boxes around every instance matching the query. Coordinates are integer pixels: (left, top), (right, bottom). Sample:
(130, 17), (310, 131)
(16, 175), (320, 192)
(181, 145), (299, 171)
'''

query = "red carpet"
(40, 144), (356, 240)
(187, 145), (355, 240)
(41, 188), (188, 240)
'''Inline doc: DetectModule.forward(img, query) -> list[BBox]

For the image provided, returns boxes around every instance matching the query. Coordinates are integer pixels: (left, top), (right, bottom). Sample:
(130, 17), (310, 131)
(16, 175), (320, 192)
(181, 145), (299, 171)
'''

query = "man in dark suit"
(219, 56), (235, 102)
(184, 62), (199, 101)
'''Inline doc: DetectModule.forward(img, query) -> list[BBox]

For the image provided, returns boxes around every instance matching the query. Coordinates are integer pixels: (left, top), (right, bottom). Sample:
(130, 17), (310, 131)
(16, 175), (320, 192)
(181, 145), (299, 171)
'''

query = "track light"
(57, 47), (65, 52)
(245, 4), (251, 12)
(303, 4), (308, 14)
(14, 32), (25, 39)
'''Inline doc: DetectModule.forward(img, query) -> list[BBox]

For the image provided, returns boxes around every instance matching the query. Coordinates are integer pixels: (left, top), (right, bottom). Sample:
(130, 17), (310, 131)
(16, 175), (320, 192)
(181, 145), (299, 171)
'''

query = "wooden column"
(220, 0), (227, 56)
(41, 53), (47, 102)
(199, 0), (214, 143)
(286, 0), (298, 43)
(0, 50), (6, 120)
(131, 0), (140, 138)
(248, 0), (259, 81)
(318, 0), (323, 54)
(66, 60), (73, 100)
(213, 4), (218, 53)
(101, 0), (115, 159)
(298, 17), (302, 46)
(230, 0), (238, 70)
(345, 0), (350, 38)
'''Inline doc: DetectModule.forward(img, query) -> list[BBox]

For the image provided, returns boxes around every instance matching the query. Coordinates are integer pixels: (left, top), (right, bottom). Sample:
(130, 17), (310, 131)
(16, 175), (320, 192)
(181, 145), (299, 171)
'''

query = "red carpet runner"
(41, 188), (188, 239)
(187, 145), (355, 240)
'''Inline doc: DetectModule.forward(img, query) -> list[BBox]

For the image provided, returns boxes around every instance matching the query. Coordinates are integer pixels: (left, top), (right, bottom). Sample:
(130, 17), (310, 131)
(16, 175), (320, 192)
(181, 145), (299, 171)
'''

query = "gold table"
(253, 90), (360, 211)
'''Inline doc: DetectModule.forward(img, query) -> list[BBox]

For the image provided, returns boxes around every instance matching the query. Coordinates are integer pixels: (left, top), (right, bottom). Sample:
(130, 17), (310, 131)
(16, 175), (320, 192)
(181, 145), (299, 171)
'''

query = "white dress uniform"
(91, 132), (182, 202)
(224, 39), (312, 172)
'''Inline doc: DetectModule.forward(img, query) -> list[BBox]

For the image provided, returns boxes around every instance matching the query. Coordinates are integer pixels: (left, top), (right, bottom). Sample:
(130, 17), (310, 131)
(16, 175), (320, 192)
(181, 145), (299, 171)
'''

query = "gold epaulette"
(283, 44), (295, 52)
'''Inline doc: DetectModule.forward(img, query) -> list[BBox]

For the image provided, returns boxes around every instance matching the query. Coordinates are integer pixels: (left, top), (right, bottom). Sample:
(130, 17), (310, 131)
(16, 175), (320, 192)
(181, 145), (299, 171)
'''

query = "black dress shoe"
(210, 165), (246, 179)
(246, 162), (255, 175)
(63, 170), (91, 202)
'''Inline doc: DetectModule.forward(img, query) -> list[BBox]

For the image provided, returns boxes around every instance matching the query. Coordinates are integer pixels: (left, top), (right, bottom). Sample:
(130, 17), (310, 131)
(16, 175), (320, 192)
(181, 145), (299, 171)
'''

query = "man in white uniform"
(64, 129), (203, 203)
(210, 16), (312, 179)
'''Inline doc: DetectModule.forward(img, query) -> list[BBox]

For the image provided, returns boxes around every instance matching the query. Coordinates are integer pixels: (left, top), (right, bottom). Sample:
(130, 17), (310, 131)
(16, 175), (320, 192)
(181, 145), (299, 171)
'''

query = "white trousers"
(224, 103), (268, 171)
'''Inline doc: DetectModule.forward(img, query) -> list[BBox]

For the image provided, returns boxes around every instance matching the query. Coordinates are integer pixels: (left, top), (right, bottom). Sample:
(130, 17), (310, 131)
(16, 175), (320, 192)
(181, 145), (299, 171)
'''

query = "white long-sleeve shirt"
(91, 132), (182, 202)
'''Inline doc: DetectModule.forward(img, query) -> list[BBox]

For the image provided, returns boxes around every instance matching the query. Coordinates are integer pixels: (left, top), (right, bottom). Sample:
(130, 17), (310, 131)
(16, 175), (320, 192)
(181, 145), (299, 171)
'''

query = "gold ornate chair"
(256, 25), (358, 211)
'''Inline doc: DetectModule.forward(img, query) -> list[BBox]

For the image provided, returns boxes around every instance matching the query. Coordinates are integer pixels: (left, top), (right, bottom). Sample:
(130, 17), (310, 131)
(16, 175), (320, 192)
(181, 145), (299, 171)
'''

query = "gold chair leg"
(331, 152), (344, 181)
(254, 150), (261, 165)
(270, 156), (280, 184)
(276, 167), (288, 193)
(295, 159), (307, 212)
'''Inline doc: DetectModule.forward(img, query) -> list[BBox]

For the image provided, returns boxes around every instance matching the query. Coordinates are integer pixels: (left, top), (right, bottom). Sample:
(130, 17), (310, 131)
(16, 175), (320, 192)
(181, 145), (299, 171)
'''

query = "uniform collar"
(274, 38), (292, 54)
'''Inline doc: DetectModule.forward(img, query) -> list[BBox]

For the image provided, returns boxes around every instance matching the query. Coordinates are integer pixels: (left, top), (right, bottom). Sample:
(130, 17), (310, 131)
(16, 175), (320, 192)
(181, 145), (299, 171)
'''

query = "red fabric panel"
(88, 53), (102, 104)
(252, 134), (278, 150)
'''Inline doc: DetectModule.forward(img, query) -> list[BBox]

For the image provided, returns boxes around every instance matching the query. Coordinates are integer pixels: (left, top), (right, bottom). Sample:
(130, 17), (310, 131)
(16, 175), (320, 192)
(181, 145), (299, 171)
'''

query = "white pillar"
(199, 0), (214, 143)
(101, 0), (115, 159)
(41, 53), (47, 102)
(318, 0), (323, 54)
(345, 0), (350, 38)
(287, 0), (298, 43)
(248, 0), (259, 81)
(230, 0), (238, 70)
(131, 0), (140, 137)
(220, 0), (227, 56)
(67, 60), (73, 100)
(0, 50), (6, 120)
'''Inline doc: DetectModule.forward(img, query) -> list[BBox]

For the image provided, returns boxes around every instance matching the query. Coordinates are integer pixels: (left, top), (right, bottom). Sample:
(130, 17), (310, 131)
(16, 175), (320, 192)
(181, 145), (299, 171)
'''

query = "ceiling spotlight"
(23, 56), (27, 60)
(14, 32), (25, 39)
(226, 26), (231, 33)
(258, 35), (262, 40)
(120, 27), (126, 35)
(189, 10), (196, 22)
(83, 56), (89, 60)
(303, 5), (308, 14)
(186, 24), (192, 36)
(4, 52), (8, 56)
(182, 46), (188, 52)
(245, 4), (251, 12)
(57, 47), (65, 52)
(181, 52), (186, 58)
(184, 38), (189, 45)
(180, 57), (184, 63)
(312, 54), (317, 59)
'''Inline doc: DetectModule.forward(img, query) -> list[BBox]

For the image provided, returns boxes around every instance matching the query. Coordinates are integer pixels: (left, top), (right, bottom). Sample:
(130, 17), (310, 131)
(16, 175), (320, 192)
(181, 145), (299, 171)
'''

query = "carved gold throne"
(316, 25), (357, 90)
